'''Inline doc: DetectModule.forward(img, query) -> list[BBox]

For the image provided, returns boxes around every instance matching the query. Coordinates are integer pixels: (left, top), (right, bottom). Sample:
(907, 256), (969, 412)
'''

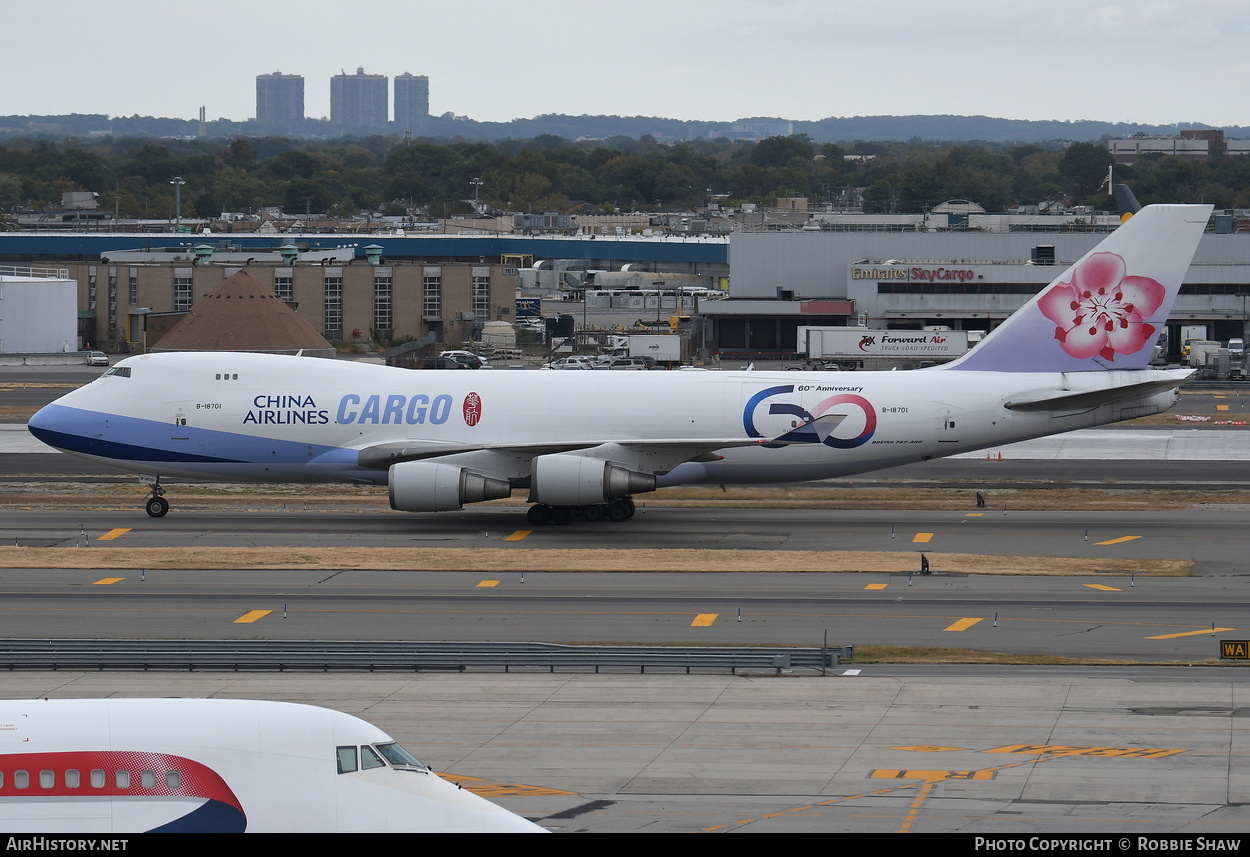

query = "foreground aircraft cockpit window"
(360, 746), (385, 770)
(336, 746), (358, 774)
(336, 742), (429, 774)
(101, 366), (131, 378)
(375, 741), (428, 770)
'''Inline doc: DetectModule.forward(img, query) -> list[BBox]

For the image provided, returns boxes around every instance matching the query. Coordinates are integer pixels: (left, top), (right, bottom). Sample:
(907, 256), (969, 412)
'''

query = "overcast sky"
(6, 0), (1248, 127)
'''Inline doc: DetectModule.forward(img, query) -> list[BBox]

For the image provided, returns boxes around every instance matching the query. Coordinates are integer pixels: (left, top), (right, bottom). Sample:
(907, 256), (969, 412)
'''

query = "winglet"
(945, 204), (1212, 372)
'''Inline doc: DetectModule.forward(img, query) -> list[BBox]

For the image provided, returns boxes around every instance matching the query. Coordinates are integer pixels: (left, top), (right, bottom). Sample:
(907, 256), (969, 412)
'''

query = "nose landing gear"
(142, 476), (169, 518)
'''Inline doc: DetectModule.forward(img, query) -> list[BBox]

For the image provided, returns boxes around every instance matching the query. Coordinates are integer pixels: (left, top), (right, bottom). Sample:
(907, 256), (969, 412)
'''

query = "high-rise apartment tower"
(330, 67), (388, 133)
(255, 72), (305, 134)
(394, 73), (430, 132)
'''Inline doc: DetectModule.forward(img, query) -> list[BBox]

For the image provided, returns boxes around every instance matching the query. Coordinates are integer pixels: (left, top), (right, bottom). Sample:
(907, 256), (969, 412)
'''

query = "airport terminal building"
(706, 226), (1250, 358)
(5, 217), (1250, 360)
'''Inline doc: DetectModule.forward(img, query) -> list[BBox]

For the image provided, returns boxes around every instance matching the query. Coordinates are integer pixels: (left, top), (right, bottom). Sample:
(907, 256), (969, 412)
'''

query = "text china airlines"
(244, 392), (476, 426)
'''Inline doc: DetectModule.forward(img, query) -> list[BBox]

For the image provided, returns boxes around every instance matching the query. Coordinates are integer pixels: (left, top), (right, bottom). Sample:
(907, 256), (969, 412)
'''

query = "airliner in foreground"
(29, 205), (1211, 524)
(0, 698), (544, 833)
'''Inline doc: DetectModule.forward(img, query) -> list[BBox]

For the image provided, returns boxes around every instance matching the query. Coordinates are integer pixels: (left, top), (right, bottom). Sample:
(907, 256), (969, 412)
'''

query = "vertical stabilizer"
(946, 204), (1211, 372)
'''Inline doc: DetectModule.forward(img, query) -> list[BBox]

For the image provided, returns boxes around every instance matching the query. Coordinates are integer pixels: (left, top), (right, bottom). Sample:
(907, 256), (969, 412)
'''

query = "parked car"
(86, 352), (110, 366)
(438, 350), (490, 369)
(414, 356), (471, 369)
(607, 356), (658, 370)
(542, 356), (596, 370)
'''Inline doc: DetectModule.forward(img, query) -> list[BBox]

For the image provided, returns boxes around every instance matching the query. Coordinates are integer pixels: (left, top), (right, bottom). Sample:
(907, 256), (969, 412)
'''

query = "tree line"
(2, 133), (1249, 222)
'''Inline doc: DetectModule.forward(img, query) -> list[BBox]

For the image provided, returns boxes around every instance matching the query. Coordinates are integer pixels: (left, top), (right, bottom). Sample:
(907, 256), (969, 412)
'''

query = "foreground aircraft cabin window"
(360, 745), (385, 770)
(141, 770), (156, 789)
(65, 769), (80, 788)
(115, 770), (129, 789)
(14, 770), (27, 789)
(166, 771), (181, 789)
(375, 742), (426, 769)
(90, 769), (105, 788)
(336, 745), (358, 774)
(39, 770), (53, 788)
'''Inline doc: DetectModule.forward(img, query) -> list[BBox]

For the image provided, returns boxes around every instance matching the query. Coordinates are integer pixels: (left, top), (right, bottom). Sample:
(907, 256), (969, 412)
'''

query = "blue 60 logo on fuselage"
(743, 385), (877, 449)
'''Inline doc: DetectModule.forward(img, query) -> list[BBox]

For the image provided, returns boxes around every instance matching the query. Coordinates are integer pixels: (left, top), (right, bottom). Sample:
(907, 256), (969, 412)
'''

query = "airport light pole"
(170, 177), (185, 231)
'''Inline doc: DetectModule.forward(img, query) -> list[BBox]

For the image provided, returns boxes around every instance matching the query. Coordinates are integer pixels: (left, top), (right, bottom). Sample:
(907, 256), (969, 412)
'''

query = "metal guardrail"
(0, 640), (853, 675)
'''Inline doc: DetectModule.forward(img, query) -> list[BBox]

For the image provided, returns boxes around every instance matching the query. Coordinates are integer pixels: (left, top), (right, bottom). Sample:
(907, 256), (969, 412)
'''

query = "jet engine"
(388, 461), (511, 512)
(530, 453), (656, 506)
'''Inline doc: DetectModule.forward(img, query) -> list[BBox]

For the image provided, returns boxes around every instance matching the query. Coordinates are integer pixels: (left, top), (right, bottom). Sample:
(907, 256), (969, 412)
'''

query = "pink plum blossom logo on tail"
(1037, 251), (1166, 362)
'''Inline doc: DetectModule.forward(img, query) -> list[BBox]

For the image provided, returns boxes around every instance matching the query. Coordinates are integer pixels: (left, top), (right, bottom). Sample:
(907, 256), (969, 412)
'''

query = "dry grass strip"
(0, 546), (1191, 576)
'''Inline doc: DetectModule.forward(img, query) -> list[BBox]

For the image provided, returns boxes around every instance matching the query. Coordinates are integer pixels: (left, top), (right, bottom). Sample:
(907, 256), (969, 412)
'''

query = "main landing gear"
(143, 477), (169, 518)
(526, 497), (636, 525)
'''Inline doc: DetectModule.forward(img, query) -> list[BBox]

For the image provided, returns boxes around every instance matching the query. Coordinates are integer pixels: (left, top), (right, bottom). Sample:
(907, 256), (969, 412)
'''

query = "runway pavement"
(0, 566), (1243, 659)
(3, 668), (1248, 834)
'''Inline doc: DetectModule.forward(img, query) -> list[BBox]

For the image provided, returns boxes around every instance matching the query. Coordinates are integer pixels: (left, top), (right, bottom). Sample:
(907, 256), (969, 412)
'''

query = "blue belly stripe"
(29, 403), (356, 465)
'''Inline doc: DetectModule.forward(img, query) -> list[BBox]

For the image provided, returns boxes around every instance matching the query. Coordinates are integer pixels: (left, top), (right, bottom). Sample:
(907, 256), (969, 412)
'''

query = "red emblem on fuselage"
(463, 392), (482, 426)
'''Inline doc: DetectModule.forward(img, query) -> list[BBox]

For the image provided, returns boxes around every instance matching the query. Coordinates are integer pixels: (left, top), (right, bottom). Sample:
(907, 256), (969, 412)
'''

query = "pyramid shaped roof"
(151, 270), (334, 354)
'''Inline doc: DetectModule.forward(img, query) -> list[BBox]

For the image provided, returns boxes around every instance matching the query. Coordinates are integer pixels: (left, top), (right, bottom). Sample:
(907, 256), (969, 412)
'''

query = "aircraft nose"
(27, 401), (84, 452)
(27, 403), (61, 449)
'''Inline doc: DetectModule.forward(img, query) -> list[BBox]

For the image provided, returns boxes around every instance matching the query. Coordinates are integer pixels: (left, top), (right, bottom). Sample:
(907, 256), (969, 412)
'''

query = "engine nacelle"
(388, 461), (511, 512)
(530, 453), (656, 506)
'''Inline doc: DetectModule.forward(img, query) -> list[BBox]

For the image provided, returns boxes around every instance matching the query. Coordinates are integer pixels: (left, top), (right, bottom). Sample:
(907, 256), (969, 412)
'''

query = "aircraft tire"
(582, 504), (606, 523)
(526, 504), (551, 525)
(145, 496), (169, 518)
(606, 500), (630, 523)
(552, 506), (573, 525)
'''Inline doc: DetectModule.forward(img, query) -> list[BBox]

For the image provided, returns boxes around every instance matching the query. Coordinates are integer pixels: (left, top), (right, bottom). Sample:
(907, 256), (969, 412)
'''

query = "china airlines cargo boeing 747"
(29, 204), (1212, 524)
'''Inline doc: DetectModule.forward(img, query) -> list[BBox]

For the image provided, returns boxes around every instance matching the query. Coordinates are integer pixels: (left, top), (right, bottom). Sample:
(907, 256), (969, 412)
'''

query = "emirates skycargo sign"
(851, 266), (977, 282)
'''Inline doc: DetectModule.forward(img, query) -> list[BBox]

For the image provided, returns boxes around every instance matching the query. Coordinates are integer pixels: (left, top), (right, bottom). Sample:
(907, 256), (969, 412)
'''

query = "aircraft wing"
(356, 413), (847, 470)
(358, 437), (758, 470)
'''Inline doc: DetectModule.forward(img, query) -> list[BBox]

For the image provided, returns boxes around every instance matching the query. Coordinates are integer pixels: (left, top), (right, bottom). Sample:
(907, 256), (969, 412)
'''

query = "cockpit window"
(375, 742), (425, 769)
(102, 367), (131, 378)
(360, 746), (385, 770)
(336, 746), (358, 774)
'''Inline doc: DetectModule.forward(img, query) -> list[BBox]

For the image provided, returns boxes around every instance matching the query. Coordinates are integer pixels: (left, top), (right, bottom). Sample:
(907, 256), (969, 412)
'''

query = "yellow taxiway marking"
(1218, 404), (1230, 411)
(872, 769), (995, 783)
(437, 773), (576, 798)
(1095, 536), (1141, 545)
(891, 745), (967, 752)
(984, 744), (1185, 758)
(477, 580), (500, 588)
(1149, 628), (1235, 639)
(233, 610), (271, 624)
(97, 529), (131, 541)
(912, 532), (934, 543)
(1083, 583), (1121, 591)
(692, 613), (718, 627)
(503, 530), (530, 541)
(964, 512), (984, 517)
(92, 578), (124, 585)
(944, 618), (983, 632)
(865, 583), (889, 590)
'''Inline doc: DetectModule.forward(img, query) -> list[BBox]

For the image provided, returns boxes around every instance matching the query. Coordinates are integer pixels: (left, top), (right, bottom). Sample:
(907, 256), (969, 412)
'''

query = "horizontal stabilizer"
(1004, 377), (1188, 412)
